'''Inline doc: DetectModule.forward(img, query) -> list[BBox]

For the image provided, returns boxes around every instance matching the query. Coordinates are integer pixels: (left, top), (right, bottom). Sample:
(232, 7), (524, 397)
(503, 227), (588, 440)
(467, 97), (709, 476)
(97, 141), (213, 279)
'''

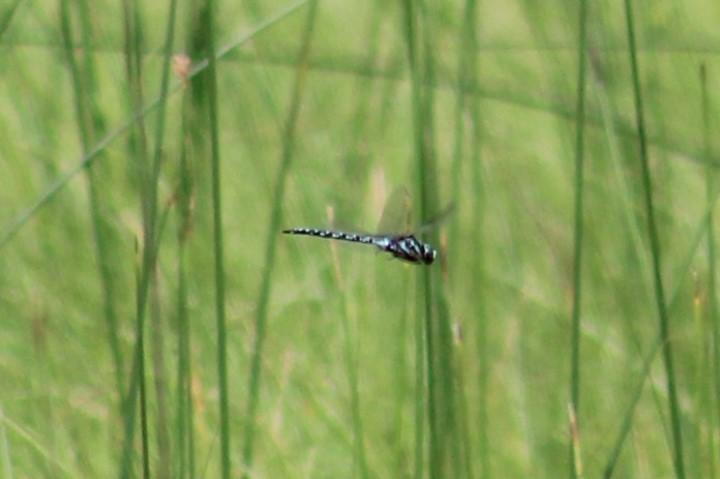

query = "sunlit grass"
(1, 1), (720, 478)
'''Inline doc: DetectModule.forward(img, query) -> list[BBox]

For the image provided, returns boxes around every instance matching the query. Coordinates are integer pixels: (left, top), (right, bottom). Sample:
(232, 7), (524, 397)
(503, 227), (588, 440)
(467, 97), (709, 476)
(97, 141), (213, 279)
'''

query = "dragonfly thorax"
(384, 235), (437, 265)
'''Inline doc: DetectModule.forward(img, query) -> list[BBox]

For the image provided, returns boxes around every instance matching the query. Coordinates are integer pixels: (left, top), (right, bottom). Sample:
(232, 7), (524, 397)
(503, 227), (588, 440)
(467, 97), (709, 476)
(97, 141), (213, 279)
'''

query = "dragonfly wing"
(415, 202), (456, 233)
(376, 186), (412, 235)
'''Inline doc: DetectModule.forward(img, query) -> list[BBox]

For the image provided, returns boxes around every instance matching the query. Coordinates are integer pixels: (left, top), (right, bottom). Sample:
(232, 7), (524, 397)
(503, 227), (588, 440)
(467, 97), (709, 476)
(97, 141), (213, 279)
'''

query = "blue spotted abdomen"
(282, 228), (377, 245)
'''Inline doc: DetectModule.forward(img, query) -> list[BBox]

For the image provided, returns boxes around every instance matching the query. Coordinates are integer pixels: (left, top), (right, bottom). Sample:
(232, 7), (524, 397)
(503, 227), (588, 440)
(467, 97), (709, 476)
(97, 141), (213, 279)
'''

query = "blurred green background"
(1, 0), (720, 477)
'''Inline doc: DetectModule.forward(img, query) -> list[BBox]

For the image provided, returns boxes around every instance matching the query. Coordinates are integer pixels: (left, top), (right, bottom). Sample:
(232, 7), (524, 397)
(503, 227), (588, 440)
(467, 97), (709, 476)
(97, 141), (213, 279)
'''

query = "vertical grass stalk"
(461, 1), (489, 475)
(202, 0), (231, 475)
(418, 4), (460, 473)
(400, 2), (435, 476)
(453, 0), (484, 476)
(118, 0), (178, 475)
(402, 0), (459, 476)
(175, 236), (195, 479)
(118, 0), (151, 476)
(58, 0), (125, 408)
(451, 0), (478, 275)
(569, 0), (588, 477)
(134, 251), (152, 479)
(242, 2), (319, 476)
(413, 278), (427, 479)
(622, 1), (685, 477)
(175, 89), (197, 479)
(180, 9), (210, 474)
(149, 0), (178, 476)
(701, 63), (720, 477)
(327, 225), (370, 479)
(150, 274), (171, 479)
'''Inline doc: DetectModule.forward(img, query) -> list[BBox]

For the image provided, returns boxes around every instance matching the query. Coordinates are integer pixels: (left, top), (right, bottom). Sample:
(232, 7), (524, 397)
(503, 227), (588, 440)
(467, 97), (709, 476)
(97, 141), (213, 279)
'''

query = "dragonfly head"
(420, 242), (437, 265)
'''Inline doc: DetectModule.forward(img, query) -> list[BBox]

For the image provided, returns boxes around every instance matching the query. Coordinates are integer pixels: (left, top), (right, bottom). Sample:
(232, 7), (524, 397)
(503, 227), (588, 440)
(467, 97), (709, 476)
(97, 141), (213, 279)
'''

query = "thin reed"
(623, 0), (685, 476)
(569, 0), (588, 477)
(241, 2), (319, 477)
(701, 63), (720, 479)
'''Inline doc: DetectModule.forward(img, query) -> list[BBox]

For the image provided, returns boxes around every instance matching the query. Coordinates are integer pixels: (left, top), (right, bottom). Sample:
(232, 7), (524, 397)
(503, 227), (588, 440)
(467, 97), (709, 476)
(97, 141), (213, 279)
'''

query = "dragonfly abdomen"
(282, 228), (377, 245)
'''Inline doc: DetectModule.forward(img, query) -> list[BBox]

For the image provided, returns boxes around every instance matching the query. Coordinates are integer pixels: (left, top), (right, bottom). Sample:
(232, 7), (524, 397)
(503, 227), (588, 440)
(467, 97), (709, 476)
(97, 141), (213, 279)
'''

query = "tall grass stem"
(569, 0), (588, 477)
(701, 63), (720, 477)
(623, 2), (685, 475)
(202, 0), (232, 475)
(58, 0), (125, 409)
(241, 2), (319, 476)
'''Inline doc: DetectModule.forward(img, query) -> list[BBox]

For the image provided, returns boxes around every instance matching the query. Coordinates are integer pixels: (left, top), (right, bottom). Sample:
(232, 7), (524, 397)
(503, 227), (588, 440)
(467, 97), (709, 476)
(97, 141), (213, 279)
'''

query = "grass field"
(2, 0), (720, 477)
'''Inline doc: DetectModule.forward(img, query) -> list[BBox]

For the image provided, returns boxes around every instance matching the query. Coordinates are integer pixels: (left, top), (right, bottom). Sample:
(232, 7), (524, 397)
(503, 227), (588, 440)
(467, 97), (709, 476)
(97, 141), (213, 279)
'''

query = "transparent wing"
(415, 202), (456, 233)
(376, 186), (412, 235)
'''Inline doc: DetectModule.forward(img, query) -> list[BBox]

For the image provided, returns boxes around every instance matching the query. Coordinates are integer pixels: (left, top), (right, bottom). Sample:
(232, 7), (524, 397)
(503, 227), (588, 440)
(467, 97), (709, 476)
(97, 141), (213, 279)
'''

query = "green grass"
(242, 2), (318, 477)
(701, 62), (719, 479)
(568, 0), (588, 477)
(2, 1), (720, 477)
(623, 0), (685, 476)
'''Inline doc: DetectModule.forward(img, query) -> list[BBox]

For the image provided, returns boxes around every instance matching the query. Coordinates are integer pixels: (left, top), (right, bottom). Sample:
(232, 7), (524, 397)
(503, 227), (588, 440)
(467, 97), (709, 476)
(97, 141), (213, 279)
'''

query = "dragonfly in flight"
(283, 190), (451, 265)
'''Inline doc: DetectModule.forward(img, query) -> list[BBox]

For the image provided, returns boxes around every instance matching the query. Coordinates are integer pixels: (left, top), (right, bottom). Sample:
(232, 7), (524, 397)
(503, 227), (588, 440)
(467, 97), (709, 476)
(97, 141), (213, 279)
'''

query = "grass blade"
(134, 246), (151, 479)
(460, 1), (489, 476)
(452, 1), (481, 477)
(327, 211), (370, 479)
(117, 0), (151, 475)
(622, 1), (685, 476)
(701, 62), (720, 478)
(569, 0), (588, 477)
(174, 68), (197, 479)
(401, 1), (459, 477)
(200, 0), (232, 475)
(58, 0), (125, 407)
(117, 0), (179, 475)
(241, 1), (319, 476)
(399, 3), (434, 477)
(149, 0), (179, 476)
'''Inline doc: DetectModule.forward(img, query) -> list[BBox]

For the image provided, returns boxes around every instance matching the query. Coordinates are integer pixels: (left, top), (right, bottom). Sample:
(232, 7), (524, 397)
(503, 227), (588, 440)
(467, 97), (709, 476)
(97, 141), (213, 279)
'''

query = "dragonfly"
(282, 189), (451, 265)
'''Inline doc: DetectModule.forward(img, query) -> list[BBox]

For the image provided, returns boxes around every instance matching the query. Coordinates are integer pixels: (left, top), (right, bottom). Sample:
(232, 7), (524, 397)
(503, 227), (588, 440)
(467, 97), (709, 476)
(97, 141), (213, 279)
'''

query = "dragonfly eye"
(422, 245), (437, 264)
